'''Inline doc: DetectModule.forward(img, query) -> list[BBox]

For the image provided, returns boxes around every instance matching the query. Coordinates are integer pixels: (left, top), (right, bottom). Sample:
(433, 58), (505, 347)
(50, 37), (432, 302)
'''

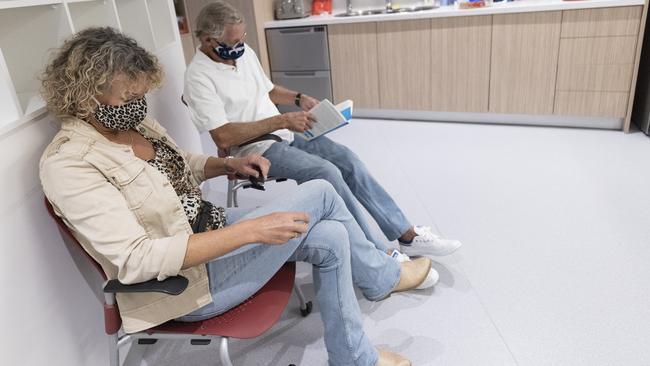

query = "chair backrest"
(44, 197), (106, 280)
(44, 197), (123, 334)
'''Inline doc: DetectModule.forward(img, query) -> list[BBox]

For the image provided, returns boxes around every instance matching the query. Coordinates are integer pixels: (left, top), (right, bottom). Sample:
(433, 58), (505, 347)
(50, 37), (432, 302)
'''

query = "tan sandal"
(377, 349), (411, 366)
(392, 257), (432, 292)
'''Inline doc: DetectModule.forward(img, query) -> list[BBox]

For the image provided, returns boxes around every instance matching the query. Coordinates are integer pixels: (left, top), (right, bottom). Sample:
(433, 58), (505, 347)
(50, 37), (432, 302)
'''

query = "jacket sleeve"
(40, 152), (190, 284)
(184, 152), (209, 183)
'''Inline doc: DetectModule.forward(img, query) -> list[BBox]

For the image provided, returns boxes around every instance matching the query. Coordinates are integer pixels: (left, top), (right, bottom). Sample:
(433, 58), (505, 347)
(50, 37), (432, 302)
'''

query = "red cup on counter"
(312, 0), (332, 15)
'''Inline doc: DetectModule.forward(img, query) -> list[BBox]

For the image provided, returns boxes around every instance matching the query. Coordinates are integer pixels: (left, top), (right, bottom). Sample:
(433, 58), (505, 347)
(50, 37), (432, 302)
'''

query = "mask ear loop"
(85, 96), (102, 124)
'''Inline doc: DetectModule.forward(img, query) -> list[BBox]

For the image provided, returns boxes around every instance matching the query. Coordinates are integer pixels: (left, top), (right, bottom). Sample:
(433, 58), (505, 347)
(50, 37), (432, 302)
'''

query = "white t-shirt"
(183, 45), (293, 157)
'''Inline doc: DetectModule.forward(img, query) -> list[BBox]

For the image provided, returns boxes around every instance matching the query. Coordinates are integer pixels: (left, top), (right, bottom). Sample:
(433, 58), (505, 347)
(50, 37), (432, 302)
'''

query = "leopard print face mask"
(93, 96), (147, 131)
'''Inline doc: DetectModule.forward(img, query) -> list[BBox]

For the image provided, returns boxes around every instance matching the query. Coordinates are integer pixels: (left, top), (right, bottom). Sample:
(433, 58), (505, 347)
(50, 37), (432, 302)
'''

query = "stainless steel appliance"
(633, 12), (650, 134)
(266, 26), (332, 113)
(274, 0), (312, 20)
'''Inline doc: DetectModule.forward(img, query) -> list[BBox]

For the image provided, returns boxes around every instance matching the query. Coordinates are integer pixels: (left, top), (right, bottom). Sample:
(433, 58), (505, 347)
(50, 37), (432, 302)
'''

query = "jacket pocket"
(110, 159), (153, 209)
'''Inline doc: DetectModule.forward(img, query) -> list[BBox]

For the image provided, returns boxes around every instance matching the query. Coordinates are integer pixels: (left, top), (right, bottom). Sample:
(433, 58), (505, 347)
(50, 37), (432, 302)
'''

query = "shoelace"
(413, 226), (440, 242)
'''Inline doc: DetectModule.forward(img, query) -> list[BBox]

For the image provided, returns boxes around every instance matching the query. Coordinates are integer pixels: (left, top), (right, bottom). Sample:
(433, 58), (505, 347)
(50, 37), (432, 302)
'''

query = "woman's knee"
(299, 179), (340, 203)
(309, 220), (350, 264)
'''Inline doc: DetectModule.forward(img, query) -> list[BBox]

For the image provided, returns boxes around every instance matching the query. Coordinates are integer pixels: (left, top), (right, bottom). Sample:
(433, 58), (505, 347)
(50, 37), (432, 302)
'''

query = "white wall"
(0, 114), (109, 365)
(0, 26), (202, 366)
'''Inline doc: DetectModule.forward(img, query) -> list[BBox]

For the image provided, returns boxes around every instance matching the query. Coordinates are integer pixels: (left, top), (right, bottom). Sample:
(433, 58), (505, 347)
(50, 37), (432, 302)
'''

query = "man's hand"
(299, 94), (319, 111)
(279, 111), (317, 133)
(243, 212), (310, 244)
(226, 155), (270, 179)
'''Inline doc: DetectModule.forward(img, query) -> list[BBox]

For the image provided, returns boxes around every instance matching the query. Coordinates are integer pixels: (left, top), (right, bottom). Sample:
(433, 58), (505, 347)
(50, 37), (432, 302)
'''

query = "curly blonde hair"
(41, 27), (164, 119)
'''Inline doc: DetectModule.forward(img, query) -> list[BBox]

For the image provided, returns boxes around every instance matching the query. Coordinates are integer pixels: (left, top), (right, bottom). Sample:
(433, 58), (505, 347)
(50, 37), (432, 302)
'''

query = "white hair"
(195, 1), (244, 38)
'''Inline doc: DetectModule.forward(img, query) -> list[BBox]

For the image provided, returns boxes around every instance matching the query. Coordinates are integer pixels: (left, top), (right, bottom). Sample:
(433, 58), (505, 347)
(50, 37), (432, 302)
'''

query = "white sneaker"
(390, 249), (439, 289)
(399, 226), (462, 257)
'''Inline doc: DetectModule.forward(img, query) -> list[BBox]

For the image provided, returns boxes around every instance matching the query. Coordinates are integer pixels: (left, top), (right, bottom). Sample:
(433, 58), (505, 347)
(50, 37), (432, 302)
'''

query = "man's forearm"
(210, 116), (285, 150)
(269, 85), (299, 106)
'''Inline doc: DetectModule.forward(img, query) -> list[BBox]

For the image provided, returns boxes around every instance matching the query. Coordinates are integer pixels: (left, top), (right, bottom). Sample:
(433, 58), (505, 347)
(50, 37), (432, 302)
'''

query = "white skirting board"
(353, 109), (624, 130)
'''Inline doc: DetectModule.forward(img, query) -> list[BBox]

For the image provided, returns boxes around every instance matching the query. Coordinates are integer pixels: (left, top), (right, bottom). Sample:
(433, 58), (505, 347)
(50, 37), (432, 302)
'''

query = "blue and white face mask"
(214, 41), (245, 60)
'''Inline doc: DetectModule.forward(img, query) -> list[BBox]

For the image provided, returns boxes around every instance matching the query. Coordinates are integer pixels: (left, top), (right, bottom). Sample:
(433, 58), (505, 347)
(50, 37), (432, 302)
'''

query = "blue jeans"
(263, 135), (412, 251)
(177, 180), (401, 366)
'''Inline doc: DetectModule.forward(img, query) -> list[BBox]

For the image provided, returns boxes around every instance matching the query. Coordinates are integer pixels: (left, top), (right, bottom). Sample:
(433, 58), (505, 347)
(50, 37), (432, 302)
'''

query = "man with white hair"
(183, 1), (462, 266)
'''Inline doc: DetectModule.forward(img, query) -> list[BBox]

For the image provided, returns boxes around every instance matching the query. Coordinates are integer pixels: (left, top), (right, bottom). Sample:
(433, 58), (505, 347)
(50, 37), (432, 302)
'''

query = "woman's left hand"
(300, 94), (319, 111)
(227, 155), (270, 179)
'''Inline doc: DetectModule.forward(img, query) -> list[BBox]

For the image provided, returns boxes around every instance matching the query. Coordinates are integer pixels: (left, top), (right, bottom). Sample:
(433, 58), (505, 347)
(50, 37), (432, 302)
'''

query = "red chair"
(45, 198), (311, 366)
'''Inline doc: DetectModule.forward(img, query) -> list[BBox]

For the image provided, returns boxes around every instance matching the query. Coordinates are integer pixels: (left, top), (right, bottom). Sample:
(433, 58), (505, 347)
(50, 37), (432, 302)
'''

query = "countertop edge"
(264, 0), (646, 29)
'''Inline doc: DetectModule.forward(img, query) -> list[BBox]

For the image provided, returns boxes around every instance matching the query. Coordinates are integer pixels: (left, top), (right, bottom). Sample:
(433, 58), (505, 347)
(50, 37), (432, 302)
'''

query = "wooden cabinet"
(431, 15), (492, 113)
(377, 19), (432, 110)
(554, 6), (642, 118)
(489, 11), (562, 114)
(560, 6), (642, 38)
(320, 5), (646, 127)
(328, 22), (380, 108)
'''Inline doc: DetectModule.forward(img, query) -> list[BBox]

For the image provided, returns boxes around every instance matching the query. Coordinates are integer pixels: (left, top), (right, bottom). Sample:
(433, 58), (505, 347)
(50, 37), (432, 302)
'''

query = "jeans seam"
(333, 261), (357, 364)
(354, 186), (408, 241)
(304, 243), (359, 363)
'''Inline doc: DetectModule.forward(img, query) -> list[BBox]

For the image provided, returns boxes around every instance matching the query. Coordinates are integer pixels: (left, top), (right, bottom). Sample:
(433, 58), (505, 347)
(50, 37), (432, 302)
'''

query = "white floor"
(142, 119), (650, 366)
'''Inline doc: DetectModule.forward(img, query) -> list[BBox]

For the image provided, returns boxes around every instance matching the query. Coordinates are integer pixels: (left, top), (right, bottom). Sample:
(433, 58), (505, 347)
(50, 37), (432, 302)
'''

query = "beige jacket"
(40, 116), (213, 333)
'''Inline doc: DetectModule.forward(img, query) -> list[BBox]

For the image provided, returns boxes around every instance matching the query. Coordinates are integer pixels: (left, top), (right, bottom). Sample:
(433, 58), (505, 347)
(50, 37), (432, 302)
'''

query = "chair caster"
(300, 301), (312, 317)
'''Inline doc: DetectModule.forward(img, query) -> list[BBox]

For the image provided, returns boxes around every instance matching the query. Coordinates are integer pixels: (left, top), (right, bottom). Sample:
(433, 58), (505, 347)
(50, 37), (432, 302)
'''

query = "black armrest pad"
(239, 133), (282, 147)
(103, 276), (188, 296)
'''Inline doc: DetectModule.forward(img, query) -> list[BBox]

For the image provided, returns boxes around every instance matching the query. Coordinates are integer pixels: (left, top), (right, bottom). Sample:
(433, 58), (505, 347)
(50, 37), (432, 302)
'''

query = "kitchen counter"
(264, 0), (645, 28)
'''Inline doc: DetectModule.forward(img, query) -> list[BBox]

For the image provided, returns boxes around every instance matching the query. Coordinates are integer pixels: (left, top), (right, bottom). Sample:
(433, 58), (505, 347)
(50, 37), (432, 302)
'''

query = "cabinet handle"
(284, 71), (317, 76)
(279, 27), (315, 34)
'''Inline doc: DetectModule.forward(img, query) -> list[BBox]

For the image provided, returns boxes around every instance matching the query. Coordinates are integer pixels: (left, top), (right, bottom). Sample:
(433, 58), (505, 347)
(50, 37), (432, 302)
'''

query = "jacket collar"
(60, 115), (167, 146)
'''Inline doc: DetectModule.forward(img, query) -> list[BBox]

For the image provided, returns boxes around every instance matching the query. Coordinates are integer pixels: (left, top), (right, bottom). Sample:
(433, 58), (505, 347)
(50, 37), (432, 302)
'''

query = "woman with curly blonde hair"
(39, 27), (428, 366)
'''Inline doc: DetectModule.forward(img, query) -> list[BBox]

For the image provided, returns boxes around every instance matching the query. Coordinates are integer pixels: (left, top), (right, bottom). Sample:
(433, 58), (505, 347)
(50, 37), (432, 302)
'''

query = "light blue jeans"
(263, 135), (412, 251)
(177, 180), (401, 366)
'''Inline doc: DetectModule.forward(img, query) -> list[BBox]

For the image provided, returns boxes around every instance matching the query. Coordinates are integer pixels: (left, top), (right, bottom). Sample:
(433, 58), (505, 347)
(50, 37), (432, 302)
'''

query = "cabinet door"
(554, 6), (642, 118)
(328, 22), (380, 108)
(489, 11), (562, 114)
(561, 6), (642, 38)
(431, 15), (492, 112)
(377, 19), (432, 110)
(554, 36), (637, 117)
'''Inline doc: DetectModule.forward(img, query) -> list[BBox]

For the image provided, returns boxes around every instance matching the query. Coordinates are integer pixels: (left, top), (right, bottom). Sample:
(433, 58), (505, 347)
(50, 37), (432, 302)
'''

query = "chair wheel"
(300, 301), (312, 317)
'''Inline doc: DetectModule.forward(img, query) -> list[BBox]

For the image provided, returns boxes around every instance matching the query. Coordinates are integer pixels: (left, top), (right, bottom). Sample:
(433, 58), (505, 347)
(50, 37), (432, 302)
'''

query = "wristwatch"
(294, 93), (302, 107)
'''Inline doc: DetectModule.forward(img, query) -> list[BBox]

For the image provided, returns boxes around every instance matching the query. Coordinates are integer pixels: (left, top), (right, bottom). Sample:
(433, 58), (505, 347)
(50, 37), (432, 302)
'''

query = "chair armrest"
(103, 276), (188, 296)
(239, 133), (282, 147)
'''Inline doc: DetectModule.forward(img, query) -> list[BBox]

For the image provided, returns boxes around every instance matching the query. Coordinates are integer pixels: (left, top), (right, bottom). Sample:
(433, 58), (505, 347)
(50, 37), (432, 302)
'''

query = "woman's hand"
(245, 212), (310, 245)
(226, 155), (270, 179)
(299, 94), (319, 111)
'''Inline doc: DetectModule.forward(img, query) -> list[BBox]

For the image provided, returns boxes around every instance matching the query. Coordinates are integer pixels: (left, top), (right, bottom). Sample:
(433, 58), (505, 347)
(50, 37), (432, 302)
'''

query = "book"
(298, 99), (353, 141)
